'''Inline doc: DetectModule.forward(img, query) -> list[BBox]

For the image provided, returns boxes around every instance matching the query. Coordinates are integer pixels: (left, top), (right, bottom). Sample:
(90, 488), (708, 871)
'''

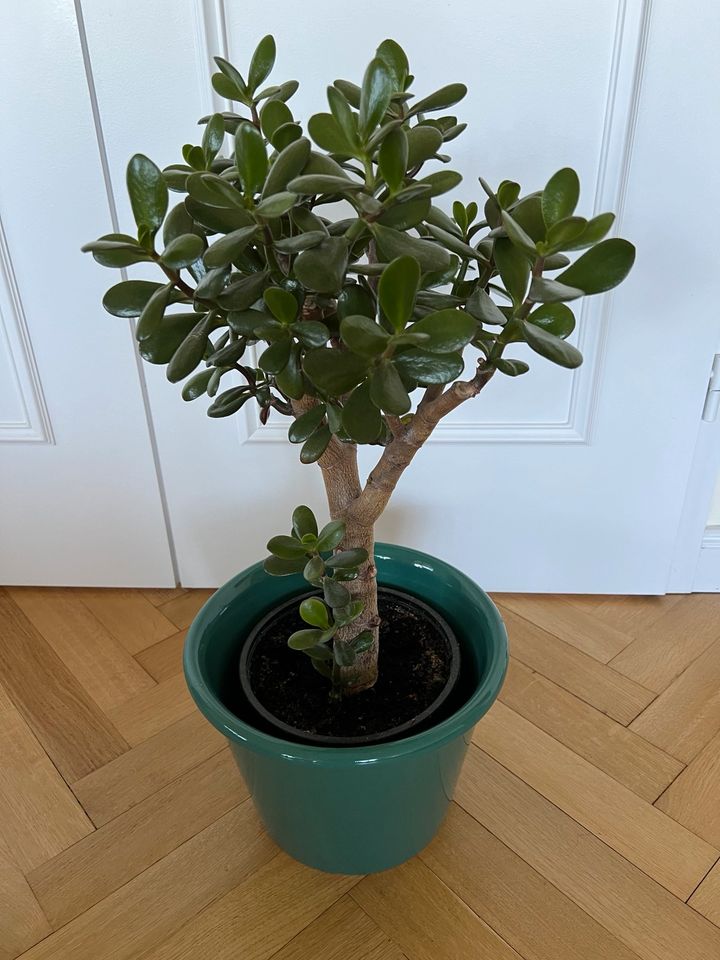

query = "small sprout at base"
(299, 597), (331, 629)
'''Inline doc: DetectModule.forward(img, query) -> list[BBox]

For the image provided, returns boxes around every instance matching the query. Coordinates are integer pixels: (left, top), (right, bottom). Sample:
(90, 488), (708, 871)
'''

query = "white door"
(76, 0), (719, 591)
(0, 2), (175, 586)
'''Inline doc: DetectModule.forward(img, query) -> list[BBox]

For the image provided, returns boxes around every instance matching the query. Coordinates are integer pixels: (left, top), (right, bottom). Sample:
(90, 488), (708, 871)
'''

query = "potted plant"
(83, 35), (634, 873)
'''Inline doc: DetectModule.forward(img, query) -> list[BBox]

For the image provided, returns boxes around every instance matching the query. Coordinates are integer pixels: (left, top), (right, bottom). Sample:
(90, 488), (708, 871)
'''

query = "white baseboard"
(692, 525), (720, 591)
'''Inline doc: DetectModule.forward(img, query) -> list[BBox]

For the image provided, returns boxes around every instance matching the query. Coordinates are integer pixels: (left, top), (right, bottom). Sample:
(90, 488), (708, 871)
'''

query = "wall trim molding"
(244, 416), (586, 445)
(73, 0), (180, 582)
(0, 215), (54, 444)
(192, 0), (230, 116)
(692, 524), (720, 592)
(575, 0), (652, 446)
(197, 0), (651, 447)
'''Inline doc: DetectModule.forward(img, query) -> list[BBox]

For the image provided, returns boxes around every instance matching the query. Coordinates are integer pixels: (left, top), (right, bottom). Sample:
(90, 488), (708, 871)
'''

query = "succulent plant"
(84, 36), (635, 695)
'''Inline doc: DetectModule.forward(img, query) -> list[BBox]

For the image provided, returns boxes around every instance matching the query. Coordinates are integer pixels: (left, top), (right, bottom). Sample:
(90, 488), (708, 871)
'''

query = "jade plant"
(83, 35), (635, 697)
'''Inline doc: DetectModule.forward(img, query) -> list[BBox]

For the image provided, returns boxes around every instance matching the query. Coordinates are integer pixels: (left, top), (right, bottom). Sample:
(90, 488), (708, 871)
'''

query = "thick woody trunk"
(293, 360), (495, 696)
(318, 446), (380, 695)
(333, 516), (379, 694)
(292, 394), (380, 694)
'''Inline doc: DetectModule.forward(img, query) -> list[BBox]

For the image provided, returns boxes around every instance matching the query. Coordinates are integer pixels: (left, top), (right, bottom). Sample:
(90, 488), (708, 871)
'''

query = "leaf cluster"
(83, 35), (636, 460)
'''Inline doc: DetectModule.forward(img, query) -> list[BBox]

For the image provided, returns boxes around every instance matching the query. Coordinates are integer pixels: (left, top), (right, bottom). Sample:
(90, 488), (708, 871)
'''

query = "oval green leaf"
(494, 238), (530, 308)
(300, 425), (332, 463)
(542, 167), (580, 227)
(527, 303), (576, 339)
(370, 361), (411, 415)
(294, 237), (349, 293)
(358, 58), (393, 138)
(340, 314), (390, 357)
(248, 35), (276, 94)
(203, 225), (259, 270)
(303, 347), (368, 395)
(292, 504), (318, 538)
(127, 154), (168, 235)
(235, 121), (268, 196)
(162, 233), (205, 269)
(166, 314), (212, 383)
(288, 628), (325, 650)
(103, 280), (181, 318)
(408, 309), (477, 353)
(393, 348), (464, 385)
(342, 381), (383, 442)
(372, 224), (451, 274)
(289, 404), (327, 443)
(299, 597), (330, 630)
(262, 137), (312, 197)
(556, 238), (635, 295)
(411, 83), (467, 115)
(378, 255), (420, 333)
(521, 320), (583, 369)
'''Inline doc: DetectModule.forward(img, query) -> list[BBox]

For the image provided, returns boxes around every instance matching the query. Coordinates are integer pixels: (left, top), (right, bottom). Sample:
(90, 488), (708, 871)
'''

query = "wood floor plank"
(71, 710), (225, 826)
(0, 684), (92, 873)
(498, 605), (654, 724)
(18, 801), (276, 960)
(157, 590), (214, 632)
(589, 593), (683, 635)
(142, 588), (187, 607)
(5, 584), (719, 960)
(499, 658), (684, 801)
(422, 802), (640, 960)
(134, 630), (186, 682)
(497, 594), (633, 662)
(559, 594), (606, 613)
(353, 857), (522, 960)
(473, 700), (717, 898)
(689, 859), (720, 927)
(630, 638), (720, 762)
(271, 897), (406, 960)
(106, 673), (194, 746)
(8, 588), (156, 710)
(655, 730), (720, 847)
(609, 594), (720, 692)
(0, 591), (127, 781)
(75, 588), (178, 654)
(28, 750), (244, 929)
(141, 852), (357, 960)
(0, 839), (51, 960)
(455, 745), (720, 960)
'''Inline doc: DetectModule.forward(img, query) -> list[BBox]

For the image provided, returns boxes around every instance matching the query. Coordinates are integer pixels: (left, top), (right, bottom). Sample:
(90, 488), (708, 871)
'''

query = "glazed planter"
(184, 542), (508, 874)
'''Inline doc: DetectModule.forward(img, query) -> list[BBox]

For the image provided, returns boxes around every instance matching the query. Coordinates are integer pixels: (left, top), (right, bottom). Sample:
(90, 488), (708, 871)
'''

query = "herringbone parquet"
(2, 585), (720, 959)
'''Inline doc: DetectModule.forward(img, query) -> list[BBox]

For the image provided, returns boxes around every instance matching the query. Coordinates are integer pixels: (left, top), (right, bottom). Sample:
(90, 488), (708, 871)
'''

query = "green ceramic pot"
(184, 542), (508, 874)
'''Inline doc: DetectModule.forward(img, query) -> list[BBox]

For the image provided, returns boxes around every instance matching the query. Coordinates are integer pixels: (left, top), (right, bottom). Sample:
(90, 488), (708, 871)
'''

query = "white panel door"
(0, 1), (175, 586)
(80, 0), (720, 591)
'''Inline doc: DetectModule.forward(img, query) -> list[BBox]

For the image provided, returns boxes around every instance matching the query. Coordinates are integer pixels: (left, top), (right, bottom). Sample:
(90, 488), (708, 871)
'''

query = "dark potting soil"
(242, 589), (457, 741)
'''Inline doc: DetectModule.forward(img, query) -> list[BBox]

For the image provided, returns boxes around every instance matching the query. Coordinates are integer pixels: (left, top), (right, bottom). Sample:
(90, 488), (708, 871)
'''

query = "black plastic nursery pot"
(238, 586), (462, 747)
(184, 542), (508, 874)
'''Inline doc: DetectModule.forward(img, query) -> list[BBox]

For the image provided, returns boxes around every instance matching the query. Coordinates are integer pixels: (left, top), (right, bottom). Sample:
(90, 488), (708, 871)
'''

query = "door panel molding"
(73, 0), (181, 584)
(191, 0), (652, 446)
(0, 215), (53, 444)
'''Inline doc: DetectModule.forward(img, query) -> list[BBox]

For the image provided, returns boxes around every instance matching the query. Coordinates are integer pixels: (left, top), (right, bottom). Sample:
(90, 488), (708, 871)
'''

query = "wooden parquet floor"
(2, 585), (720, 959)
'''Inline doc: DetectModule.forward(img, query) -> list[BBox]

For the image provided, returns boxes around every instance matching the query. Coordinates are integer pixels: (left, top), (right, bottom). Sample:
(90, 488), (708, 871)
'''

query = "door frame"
(669, 363), (720, 592)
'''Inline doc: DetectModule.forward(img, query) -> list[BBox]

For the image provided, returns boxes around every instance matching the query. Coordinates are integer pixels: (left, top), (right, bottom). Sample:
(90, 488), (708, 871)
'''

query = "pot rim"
(183, 542), (508, 766)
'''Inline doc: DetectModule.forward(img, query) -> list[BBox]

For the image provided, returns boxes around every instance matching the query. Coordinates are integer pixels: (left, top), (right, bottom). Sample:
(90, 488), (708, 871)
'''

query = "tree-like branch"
(385, 414), (404, 438)
(347, 362), (495, 526)
(417, 384), (443, 409)
(291, 398), (362, 517)
(156, 261), (196, 301)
